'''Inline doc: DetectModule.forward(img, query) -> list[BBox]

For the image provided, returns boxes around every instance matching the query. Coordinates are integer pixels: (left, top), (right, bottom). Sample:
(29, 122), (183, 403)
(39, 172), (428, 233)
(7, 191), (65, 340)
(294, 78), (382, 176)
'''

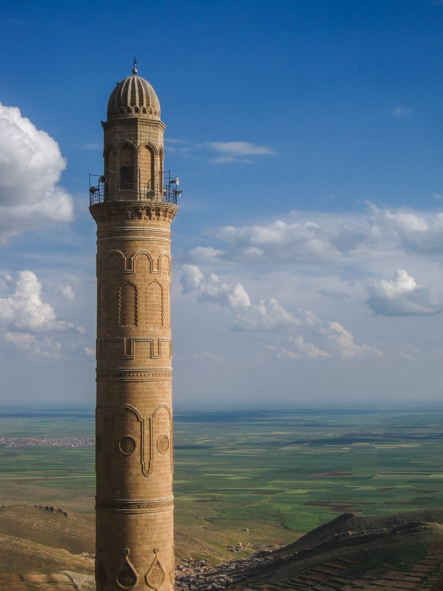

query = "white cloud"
(318, 321), (383, 360)
(181, 265), (379, 360)
(163, 138), (276, 163)
(0, 103), (74, 244)
(0, 271), (80, 333)
(271, 336), (330, 359)
(207, 141), (276, 163)
(4, 331), (62, 357)
(366, 269), (442, 316)
(212, 216), (370, 263)
(59, 284), (75, 301)
(181, 264), (303, 331)
(390, 106), (414, 118)
(197, 205), (443, 265)
(189, 246), (225, 262)
(79, 143), (100, 150)
(372, 205), (443, 255)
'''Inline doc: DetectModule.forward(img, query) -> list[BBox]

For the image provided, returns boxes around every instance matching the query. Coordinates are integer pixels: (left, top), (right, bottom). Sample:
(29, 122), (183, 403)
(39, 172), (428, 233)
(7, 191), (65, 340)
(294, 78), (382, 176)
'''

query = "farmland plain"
(1, 408), (443, 557)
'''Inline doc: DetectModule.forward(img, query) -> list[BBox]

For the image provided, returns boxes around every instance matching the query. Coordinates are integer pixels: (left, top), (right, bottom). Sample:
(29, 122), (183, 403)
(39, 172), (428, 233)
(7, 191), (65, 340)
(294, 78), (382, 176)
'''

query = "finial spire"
(132, 57), (138, 75)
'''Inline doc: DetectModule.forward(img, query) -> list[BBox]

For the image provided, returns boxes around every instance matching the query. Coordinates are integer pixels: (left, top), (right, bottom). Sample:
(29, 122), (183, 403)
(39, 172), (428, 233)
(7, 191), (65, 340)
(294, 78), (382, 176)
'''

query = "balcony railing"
(89, 171), (182, 206)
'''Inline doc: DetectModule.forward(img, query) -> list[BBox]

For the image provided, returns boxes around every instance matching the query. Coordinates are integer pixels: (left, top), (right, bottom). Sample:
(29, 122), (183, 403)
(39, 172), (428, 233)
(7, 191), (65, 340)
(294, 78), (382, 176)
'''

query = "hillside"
(177, 510), (443, 590)
(2, 506), (443, 590)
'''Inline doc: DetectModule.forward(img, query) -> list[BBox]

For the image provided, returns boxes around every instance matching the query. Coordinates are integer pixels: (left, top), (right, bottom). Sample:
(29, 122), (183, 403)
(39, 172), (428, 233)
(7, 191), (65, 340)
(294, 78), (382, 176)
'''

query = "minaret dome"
(107, 66), (161, 121)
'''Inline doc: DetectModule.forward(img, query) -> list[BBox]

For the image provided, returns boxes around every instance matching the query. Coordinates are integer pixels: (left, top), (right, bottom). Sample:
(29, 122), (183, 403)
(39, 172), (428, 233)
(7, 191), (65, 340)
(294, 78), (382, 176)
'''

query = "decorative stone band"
(97, 226), (171, 242)
(96, 368), (172, 381)
(90, 202), (178, 224)
(96, 497), (174, 513)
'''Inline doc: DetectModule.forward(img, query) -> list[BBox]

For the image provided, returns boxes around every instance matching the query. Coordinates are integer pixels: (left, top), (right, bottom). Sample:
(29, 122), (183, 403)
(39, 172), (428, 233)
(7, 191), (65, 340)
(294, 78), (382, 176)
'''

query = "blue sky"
(2, 0), (443, 409)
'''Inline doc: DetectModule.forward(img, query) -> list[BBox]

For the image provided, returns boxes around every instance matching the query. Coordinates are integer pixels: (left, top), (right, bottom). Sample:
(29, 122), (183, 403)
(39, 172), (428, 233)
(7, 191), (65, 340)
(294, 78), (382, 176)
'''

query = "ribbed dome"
(107, 66), (161, 121)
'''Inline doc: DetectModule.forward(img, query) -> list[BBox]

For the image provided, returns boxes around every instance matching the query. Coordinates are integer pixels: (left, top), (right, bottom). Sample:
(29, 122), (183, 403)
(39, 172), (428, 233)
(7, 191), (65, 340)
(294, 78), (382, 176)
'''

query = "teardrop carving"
(116, 548), (138, 589)
(95, 556), (107, 585)
(145, 547), (166, 589)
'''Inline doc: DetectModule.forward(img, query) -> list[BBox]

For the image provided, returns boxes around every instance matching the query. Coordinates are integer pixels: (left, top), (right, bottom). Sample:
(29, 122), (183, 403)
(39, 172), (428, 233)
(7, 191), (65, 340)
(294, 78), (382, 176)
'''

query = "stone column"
(91, 201), (177, 591)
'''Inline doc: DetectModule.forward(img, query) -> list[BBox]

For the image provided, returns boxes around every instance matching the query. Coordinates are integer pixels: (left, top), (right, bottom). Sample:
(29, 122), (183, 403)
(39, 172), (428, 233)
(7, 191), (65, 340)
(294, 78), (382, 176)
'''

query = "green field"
(1, 408), (443, 548)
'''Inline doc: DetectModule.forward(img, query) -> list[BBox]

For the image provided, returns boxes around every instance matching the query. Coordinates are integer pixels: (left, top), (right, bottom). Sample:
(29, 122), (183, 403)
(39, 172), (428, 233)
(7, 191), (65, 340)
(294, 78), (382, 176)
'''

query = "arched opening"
(120, 144), (134, 190)
(142, 144), (156, 196)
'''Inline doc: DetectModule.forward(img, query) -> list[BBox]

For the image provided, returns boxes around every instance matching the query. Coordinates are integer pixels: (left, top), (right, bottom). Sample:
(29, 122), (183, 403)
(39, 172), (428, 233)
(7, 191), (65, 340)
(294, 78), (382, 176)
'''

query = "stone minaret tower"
(90, 62), (178, 591)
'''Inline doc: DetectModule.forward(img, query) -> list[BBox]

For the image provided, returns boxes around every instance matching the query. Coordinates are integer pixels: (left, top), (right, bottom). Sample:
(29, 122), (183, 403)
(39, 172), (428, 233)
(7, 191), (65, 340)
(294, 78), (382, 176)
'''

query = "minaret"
(90, 62), (178, 591)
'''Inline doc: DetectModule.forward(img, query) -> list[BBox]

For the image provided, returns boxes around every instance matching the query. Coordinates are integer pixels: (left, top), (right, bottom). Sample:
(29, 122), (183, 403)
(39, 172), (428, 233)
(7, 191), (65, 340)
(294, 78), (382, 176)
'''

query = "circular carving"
(119, 436), (136, 456)
(96, 435), (103, 455)
(156, 435), (169, 455)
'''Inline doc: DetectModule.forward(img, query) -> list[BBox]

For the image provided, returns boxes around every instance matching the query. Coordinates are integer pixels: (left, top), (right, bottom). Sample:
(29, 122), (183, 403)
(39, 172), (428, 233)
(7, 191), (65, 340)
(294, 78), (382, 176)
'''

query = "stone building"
(89, 62), (179, 591)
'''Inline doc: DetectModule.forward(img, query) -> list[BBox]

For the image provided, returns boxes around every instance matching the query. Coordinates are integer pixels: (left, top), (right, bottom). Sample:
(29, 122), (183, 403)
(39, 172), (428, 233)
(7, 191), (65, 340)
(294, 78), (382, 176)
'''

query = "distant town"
(0, 437), (94, 448)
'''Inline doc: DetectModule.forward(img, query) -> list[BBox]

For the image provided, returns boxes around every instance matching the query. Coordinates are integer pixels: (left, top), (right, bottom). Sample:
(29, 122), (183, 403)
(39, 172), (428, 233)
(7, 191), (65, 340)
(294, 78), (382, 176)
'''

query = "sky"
(1, 0), (443, 409)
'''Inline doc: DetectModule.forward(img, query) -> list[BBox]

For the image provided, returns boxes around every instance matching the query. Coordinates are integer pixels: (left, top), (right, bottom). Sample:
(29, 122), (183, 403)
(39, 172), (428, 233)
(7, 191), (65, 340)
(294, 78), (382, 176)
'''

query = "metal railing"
(89, 174), (105, 205)
(89, 171), (181, 206)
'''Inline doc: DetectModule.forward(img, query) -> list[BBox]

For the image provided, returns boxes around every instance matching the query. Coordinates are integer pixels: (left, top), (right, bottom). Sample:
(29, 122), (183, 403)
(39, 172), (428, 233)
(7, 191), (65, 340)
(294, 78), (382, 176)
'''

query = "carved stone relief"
(146, 281), (163, 327)
(90, 201), (178, 225)
(116, 548), (138, 589)
(113, 405), (152, 478)
(145, 548), (165, 589)
(152, 405), (173, 474)
(96, 368), (172, 381)
(132, 250), (153, 274)
(95, 553), (107, 586)
(159, 252), (171, 276)
(95, 498), (173, 512)
(119, 281), (138, 327)
(109, 404), (172, 480)
(98, 337), (172, 360)
(156, 435), (169, 455)
(119, 435), (137, 456)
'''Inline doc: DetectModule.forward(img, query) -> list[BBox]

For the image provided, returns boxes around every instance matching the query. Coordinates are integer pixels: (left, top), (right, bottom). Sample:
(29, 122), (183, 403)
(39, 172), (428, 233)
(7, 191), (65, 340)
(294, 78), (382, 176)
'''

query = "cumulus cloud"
(4, 331), (62, 357)
(0, 271), (82, 333)
(59, 284), (75, 301)
(181, 265), (379, 360)
(211, 217), (370, 263)
(371, 205), (443, 255)
(0, 103), (74, 244)
(270, 336), (330, 359)
(318, 321), (383, 359)
(191, 205), (443, 266)
(181, 264), (303, 330)
(366, 269), (442, 316)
